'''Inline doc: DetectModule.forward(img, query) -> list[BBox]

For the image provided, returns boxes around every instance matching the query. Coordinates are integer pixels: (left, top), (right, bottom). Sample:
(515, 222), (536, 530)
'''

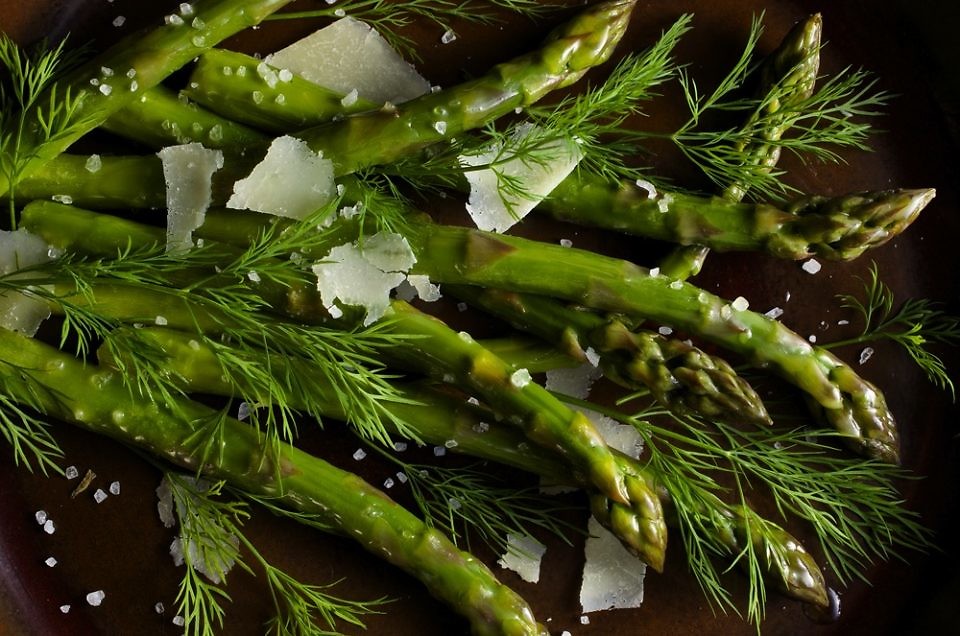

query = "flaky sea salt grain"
(510, 368), (532, 388)
(86, 590), (105, 607)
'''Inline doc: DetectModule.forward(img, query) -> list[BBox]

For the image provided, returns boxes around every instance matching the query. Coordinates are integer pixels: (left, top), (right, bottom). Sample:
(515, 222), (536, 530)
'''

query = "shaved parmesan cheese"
(265, 17), (430, 105)
(587, 410), (643, 459)
(498, 533), (547, 583)
(580, 517), (646, 613)
(545, 364), (603, 400)
(157, 143), (223, 253)
(312, 232), (416, 325)
(0, 229), (54, 336)
(460, 123), (582, 233)
(395, 274), (442, 302)
(227, 135), (334, 220)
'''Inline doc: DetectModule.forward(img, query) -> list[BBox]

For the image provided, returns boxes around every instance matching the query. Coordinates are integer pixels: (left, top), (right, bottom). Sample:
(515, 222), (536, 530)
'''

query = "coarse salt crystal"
(383, 478), (395, 489)
(808, 335), (817, 343)
(109, 481), (121, 496)
(838, 319), (850, 326)
(510, 368), (532, 388)
(559, 238), (573, 248)
(86, 590), (105, 607)
(801, 259), (822, 275)
(172, 616), (185, 626)
(35, 510), (47, 525)
(237, 402), (251, 421)
(59, 605), (71, 613)
(457, 302), (468, 312)
(154, 315), (168, 326)
(441, 29), (457, 44)
(43, 519), (55, 534)
(859, 347), (874, 365)
(396, 472), (408, 483)
(155, 602), (165, 614)
(634, 178), (657, 199)
(764, 307), (784, 320)
(444, 439), (458, 449)
(669, 280), (683, 290)
(581, 615), (591, 624)
(649, 267), (660, 277)
(45, 556), (57, 567)
(393, 441), (407, 452)
(658, 326), (673, 336)
(340, 88), (359, 107)
(93, 489), (108, 503)
(85, 155), (102, 173)
(731, 296), (749, 312)
(65, 466), (79, 480)
(352, 448), (367, 461)
(433, 446), (446, 457)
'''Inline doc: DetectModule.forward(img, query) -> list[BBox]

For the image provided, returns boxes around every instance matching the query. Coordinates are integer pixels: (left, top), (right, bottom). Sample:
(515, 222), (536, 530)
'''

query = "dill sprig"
(824, 263), (960, 399)
(668, 17), (890, 199)
(0, 35), (87, 229)
(555, 391), (931, 624)
(0, 361), (63, 475)
(164, 472), (388, 636)
(366, 441), (578, 555)
(385, 13), (691, 201)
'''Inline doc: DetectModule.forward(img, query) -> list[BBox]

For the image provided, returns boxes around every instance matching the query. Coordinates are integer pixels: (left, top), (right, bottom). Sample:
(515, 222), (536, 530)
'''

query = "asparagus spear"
(20, 200), (901, 463)
(658, 13), (823, 279)
(0, 0), (297, 200)
(447, 284), (771, 427)
(395, 221), (901, 462)
(181, 48), (379, 132)
(102, 83), (266, 150)
(539, 178), (933, 262)
(19, 200), (669, 570)
(100, 324), (828, 607)
(0, 329), (549, 636)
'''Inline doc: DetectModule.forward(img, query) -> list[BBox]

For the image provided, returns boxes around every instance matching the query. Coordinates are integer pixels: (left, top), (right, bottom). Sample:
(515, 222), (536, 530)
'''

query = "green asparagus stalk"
(10, 149), (932, 263)
(539, 177), (934, 262)
(20, 199), (902, 463)
(447, 284), (771, 427)
(658, 13), (823, 279)
(381, 299), (668, 569)
(397, 222), (900, 461)
(102, 83), (266, 149)
(182, 48), (378, 132)
(0, 329), (548, 636)
(19, 200), (669, 570)
(0, 0), (297, 200)
(286, 0), (636, 177)
(102, 324), (828, 607)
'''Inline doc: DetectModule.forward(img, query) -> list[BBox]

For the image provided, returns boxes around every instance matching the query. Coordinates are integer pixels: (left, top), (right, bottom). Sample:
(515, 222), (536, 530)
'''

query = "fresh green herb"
(0, 361), (63, 475)
(164, 472), (388, 636)
(825, 262), (960, 399)
(0, 34), (86, 229)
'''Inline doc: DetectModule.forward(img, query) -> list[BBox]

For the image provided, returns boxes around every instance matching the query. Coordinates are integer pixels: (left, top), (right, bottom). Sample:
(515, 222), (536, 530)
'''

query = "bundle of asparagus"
(1, 1), (956, 634)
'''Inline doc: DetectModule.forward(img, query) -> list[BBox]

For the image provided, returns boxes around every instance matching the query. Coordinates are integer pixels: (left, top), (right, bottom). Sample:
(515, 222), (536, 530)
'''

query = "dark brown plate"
(1, 1), (958, 635)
